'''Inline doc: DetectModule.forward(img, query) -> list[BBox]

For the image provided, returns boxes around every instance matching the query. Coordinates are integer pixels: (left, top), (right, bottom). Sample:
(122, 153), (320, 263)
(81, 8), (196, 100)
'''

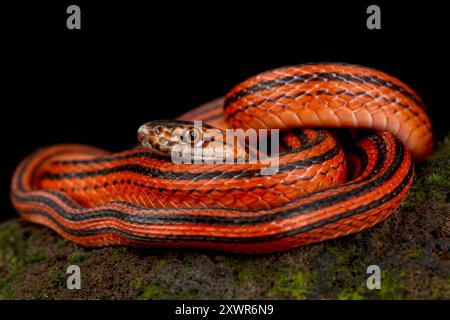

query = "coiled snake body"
(11, 63), (433, 253)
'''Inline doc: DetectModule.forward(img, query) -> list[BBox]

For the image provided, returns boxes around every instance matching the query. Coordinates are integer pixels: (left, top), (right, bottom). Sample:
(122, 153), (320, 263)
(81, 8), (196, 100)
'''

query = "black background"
(2, 1), (449, 221)
(0, 300), (443, 319)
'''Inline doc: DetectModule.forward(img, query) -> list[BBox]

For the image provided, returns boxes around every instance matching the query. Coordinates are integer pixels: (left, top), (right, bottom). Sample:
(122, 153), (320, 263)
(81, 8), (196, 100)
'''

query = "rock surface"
(1, 134), (449, 299)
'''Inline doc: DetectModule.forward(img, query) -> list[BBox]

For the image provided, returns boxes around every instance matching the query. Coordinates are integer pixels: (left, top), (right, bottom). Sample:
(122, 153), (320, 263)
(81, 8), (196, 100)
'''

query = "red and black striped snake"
(11, 63), (434, 253)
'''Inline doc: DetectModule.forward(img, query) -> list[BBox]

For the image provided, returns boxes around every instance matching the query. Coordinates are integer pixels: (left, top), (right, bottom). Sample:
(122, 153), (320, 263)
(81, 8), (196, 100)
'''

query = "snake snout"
(137, 125), (150, 148)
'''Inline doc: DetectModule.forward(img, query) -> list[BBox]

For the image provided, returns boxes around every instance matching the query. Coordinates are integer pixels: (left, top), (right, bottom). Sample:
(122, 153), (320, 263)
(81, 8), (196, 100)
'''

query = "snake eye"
(185, 128), (201, 145)
(153, 126), (163, 135)
(190, 130), (197, 141)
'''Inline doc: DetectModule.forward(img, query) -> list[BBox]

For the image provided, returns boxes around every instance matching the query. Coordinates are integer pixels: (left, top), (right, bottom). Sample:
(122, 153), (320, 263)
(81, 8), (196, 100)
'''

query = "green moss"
(233, 261), (259, 287)
(132, 259), (171, 299)
(409, 248), (422, 260)
(26, 250), (46, 264)
(376, 271), (405, 300)
(0, 225), (48, 298)
(0, 223), (28, 299)
(136, 278), (167, 300)
(398, 197), (414, 210)
(426, 279), (450, 300)
(316, 242), (368, 297)
(0, 223), (25, 264)
(228, 257), (280, 288)
(153, 260), (166, 273)
(338, 288), (364, 300)
(112, 247), (128, 256)
(187, 287), (199, 297)
(400, 133), (450, 209)
(134, 276), (143, 290)
(179, 253), (193, 267)
(425, 173), (447, 187)
(55, 238), (67, 250)
(173, 287), (200, 300)
(429, 134), (450, 161)
(337, 270), (406, 300)
(67, 252), (89, 264)
(268, 272), (311, 299)
(35, 270), (68, 300)
(0, 258), (22, 299)
(111, 248), (129, 264)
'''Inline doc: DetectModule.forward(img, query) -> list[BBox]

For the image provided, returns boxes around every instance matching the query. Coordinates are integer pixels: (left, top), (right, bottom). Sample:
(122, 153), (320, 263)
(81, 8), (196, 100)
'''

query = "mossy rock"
(1, 133), (449, 299)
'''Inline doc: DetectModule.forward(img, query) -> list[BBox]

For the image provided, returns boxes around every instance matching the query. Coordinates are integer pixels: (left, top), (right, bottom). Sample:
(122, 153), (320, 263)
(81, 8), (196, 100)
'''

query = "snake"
(10, 63), (434, 254)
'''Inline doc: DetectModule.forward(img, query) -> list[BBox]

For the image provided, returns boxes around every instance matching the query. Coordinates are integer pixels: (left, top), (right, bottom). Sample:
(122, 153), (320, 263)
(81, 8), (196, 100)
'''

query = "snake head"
(138, 120), (232, 160)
